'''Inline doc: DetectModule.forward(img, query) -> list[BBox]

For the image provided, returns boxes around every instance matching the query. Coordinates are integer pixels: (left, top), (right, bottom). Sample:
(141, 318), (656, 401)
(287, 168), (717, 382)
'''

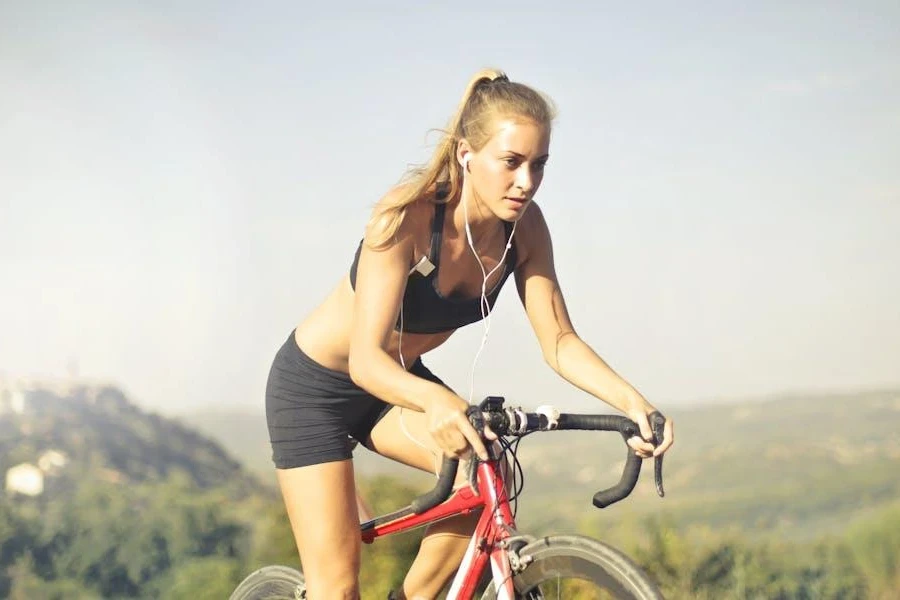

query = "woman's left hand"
(625, 399), (674, 459)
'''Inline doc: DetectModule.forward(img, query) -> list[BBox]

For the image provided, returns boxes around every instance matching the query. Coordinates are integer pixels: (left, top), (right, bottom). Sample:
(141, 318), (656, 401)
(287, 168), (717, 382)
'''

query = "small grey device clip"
(410, 256), (435, 276)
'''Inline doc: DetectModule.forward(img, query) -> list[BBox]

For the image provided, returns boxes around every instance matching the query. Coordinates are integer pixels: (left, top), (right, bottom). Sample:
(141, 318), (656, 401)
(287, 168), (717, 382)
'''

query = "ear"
(456, 139), (473, 171)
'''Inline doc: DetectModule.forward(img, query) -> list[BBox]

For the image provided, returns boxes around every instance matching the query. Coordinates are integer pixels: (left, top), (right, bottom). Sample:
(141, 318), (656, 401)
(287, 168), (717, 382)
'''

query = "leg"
(368, 407), (481, 600)
(265, 332), (368, 598)
(276, 460), (361, 600)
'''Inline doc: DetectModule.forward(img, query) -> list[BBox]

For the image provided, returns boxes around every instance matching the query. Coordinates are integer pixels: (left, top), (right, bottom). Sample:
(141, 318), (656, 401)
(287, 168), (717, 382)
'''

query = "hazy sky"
(2, 1), (898, 416)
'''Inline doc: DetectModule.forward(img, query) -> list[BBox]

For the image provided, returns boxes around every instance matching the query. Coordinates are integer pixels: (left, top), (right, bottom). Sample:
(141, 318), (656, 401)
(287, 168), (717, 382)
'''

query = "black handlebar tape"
(593, 450), (642, 508)
(556, 413), (648, 508)
(411, 457), (459, 514)
(557, 414), (637, 433)
(649, 411), (666, 497)
(410, 406), (487, 514)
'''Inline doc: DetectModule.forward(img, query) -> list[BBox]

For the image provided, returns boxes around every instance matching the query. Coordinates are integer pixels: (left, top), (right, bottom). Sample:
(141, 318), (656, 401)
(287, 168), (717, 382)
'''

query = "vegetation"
(1, 383), (899, 598)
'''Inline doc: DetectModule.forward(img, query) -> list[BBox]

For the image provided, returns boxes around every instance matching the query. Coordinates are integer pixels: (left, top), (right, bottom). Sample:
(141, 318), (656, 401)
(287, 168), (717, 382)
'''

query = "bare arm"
(514, 204), (674, 457)
(347, 194), (489, 459)
(346, 211), (438, 411)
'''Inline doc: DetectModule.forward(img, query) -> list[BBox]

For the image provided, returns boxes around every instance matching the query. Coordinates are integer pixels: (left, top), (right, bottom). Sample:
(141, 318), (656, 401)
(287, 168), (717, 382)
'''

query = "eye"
(503, 157), (519, 168)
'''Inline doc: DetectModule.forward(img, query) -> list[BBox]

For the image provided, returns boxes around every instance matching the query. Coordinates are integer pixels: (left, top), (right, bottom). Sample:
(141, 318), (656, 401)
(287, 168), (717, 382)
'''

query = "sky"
(1, 1), (898, 417)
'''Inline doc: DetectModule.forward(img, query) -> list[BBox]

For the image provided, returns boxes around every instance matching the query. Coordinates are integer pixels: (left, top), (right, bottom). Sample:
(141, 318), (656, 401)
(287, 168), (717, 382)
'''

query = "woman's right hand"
(425, 390), (491, 461)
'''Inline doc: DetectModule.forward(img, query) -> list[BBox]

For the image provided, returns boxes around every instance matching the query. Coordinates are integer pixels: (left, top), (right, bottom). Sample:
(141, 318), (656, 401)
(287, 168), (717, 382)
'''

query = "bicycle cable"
(496, 429), (533, 518)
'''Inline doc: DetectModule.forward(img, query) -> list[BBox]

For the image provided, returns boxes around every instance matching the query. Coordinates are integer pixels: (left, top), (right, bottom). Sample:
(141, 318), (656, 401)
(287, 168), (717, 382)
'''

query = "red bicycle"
(230, 396), (667, 599)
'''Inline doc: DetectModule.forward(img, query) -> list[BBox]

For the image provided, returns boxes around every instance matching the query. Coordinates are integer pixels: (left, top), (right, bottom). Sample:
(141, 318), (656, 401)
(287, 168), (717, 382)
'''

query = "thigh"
(368, 405), (444, 475)
(276, 461), (361, 580)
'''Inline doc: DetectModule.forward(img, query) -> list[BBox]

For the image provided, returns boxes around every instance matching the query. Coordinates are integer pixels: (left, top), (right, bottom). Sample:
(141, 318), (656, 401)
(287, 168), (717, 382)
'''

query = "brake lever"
(465, 406), (486, 495)
(466, 456), (480, 494)
(649, 411), (666, 497)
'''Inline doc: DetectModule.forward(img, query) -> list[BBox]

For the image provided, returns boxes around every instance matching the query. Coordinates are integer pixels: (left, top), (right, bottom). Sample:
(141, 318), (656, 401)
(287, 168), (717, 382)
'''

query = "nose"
(515, 165), (533, 194)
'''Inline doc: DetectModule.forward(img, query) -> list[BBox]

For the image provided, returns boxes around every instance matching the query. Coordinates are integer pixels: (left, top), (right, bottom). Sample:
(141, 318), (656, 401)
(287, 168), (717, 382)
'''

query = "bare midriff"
(293, 276), (455, 374)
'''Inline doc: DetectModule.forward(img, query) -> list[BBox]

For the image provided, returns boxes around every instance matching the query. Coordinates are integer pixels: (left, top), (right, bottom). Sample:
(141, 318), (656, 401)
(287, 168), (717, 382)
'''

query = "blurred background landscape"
(2, 380), (898, 598)
(2, 1), (898, 598)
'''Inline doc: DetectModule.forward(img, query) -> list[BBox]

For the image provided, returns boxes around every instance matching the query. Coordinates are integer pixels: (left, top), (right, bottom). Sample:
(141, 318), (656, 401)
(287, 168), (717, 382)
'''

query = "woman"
(265, 68), (674, 600)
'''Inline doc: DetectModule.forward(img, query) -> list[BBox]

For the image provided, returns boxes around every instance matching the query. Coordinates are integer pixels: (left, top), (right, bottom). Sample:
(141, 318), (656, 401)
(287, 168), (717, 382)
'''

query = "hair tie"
(476, 74), (509, 91)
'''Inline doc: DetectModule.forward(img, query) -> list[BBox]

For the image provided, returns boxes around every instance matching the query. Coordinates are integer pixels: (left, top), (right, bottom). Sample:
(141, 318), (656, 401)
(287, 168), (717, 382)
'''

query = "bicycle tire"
(481, 534), (664, 600)
(229, 565), (306, 600)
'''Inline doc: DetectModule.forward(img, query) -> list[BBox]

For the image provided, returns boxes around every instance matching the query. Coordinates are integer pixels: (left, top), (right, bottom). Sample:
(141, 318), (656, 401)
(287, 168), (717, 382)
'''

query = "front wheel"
(229, 565), (306, 600)
(482, 535), (664, 600)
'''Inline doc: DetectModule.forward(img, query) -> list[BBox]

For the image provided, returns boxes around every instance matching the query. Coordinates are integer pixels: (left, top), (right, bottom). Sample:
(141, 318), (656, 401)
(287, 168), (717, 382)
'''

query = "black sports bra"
(349, 202), (517, 334)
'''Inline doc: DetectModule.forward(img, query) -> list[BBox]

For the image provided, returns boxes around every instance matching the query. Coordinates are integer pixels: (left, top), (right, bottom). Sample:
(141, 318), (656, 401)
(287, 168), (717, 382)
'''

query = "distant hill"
(0, 381), (265, 497)
(180, 388), (900, 542)
(0, 380), (287, 598)
(509, 388), (900, 542)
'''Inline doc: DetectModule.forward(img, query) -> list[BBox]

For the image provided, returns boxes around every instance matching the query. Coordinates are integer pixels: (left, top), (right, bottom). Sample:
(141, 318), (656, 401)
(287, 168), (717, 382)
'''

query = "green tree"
(358, 475), (425, 595)
(154, 557), (241, 599)
(7, 555), (100, 600)
(32, 473), (250, 598)
(847, 503), (900, 599)
(0, 499), (40, 597)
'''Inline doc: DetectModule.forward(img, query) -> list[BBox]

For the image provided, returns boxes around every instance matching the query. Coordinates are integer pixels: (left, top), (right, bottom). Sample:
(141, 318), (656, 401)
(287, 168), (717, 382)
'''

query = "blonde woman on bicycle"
(264, 68), (675, 600)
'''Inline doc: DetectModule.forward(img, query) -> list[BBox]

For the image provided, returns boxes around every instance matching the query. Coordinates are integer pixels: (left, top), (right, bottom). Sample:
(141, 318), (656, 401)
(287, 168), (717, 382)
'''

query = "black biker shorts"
(264, 330), (447, 469)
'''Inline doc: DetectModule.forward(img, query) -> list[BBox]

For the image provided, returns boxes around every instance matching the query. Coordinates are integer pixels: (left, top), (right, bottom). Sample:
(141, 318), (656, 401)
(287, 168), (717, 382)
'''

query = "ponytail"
(365, 68), (554, 249)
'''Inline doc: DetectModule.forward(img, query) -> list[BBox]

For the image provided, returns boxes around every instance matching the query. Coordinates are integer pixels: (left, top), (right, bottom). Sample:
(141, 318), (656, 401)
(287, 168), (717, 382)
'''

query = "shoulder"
(518, 201), (549, 235)
(513, 201), (552, 265)
(363, 183), (434, 252)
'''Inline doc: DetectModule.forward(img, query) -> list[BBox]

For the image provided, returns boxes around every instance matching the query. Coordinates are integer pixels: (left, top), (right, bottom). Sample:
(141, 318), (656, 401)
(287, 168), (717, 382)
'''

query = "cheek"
(478, 164), (511, 189)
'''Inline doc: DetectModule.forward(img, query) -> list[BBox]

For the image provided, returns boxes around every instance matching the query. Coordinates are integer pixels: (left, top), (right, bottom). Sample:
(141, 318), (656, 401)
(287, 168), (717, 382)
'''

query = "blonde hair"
(365, 68), (557, 249)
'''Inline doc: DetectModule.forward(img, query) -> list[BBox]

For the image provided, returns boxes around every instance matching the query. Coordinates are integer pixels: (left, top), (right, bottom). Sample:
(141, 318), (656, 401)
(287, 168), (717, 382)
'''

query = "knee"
(424, 509), (480, 541)
(304, 565), (359, 600)
(297, 522), (361, 599)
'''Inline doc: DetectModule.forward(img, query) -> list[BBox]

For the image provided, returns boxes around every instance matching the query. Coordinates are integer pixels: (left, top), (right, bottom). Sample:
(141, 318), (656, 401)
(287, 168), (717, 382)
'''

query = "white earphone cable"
(396, 159), (518, 477)
(462, 186), (517, 405)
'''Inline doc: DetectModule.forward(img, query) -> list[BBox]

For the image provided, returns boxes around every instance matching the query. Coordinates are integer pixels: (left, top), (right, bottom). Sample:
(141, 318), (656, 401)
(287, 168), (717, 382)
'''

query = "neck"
(455, 189), (501, 244)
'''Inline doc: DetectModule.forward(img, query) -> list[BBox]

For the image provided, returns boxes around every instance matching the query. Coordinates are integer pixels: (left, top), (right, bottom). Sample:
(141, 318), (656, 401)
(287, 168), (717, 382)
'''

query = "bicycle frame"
(359, 457), (517, 600)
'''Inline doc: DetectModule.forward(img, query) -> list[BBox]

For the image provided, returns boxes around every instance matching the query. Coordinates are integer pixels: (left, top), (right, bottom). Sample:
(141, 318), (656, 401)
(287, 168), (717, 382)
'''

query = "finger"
(627, 435), (654, 454)
(437, 429), (468, 458)
(447, 440), (470, 459)
(653, 418), (675, 457)
(483, 424), (498, 442)
(458, 418), (489, 460)
(634, 413), (653, 442)
(435, 434), (456, 459)
(450, 431), (471, 456)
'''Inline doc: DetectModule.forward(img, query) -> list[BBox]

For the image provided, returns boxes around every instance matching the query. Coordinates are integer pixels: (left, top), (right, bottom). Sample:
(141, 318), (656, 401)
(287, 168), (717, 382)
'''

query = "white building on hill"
(5, 449), (70, 497)
(0, 385), (26, 415)
(38, 449), (69, 474)
(5, 463), (44, 496)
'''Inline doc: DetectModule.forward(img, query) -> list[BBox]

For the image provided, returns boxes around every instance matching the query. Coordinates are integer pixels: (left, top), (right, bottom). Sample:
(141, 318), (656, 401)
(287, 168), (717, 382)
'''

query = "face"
(463, 118), (551, 222)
